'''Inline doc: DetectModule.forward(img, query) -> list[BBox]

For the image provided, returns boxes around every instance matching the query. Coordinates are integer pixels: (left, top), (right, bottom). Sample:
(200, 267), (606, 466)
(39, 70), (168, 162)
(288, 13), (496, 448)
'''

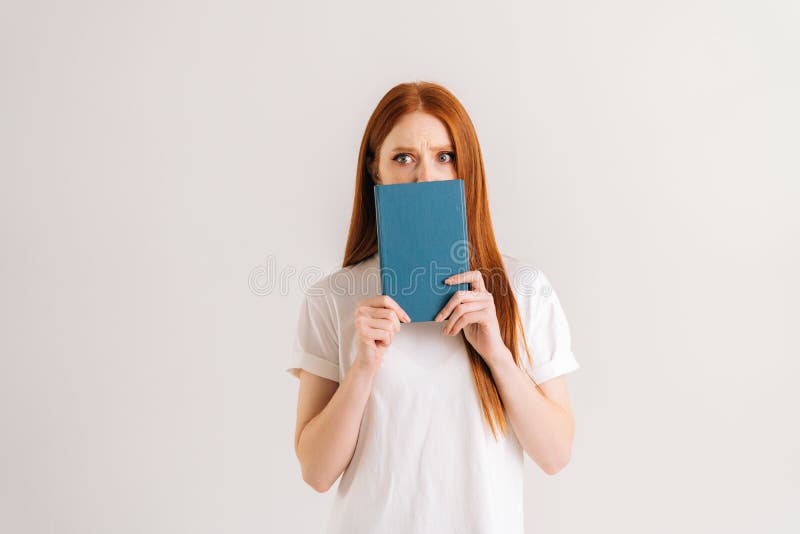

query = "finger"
(364, 295), (411, 323)
(435, 289), (480, 322)
(356, 298), (409, 325)
(434, 289), (487, 322)
(444, 270), (486, 292)
(366, 307), (402, 332)
(442, 301), (486, 335)
(365, 316), (399, 335)
(356, 315), (396, 337)
(445, 310), (484, 337)
(364, 326), (392, 347)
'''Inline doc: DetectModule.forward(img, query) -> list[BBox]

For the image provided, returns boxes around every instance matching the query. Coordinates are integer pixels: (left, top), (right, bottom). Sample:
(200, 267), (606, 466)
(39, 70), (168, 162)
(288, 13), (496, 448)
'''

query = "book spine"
(373, 185), (385, 294)
(459, 179), (469, 271)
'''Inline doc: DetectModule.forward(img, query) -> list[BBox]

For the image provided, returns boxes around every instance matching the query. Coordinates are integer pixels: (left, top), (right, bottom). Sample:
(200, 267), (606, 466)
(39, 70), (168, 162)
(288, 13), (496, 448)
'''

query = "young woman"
(286, 80), (581, 534)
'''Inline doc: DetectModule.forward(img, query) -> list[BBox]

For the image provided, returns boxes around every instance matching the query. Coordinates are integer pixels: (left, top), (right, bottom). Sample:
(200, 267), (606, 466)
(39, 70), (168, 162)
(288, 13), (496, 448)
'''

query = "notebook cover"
(373, 179), (470, 323)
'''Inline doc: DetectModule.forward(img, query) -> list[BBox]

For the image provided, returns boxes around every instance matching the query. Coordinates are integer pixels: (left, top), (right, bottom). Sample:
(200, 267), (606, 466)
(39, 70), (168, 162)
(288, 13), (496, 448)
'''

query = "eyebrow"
(389, 145), (454, 153)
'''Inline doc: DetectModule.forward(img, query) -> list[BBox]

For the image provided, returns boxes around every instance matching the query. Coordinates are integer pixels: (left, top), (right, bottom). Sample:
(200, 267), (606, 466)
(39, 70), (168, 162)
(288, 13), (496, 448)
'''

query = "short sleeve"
(286, 291), (341, 383)
(515, 268), (581, 386)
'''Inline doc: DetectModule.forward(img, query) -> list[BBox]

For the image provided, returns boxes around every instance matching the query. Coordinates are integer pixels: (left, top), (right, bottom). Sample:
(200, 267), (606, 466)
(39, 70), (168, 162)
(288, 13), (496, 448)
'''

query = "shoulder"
(499, 252), (553, 299)
(300, 252), (380, 304)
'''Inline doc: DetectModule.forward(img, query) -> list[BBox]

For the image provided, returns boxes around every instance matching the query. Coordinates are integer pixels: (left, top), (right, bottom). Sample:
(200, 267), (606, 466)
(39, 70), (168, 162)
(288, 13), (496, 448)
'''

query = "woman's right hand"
(353, 295), (411, 373)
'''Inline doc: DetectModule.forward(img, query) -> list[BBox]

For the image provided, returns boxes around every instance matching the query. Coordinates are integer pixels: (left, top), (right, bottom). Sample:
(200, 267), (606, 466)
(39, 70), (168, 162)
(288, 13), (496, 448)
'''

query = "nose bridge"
(416, 151), (432, 182)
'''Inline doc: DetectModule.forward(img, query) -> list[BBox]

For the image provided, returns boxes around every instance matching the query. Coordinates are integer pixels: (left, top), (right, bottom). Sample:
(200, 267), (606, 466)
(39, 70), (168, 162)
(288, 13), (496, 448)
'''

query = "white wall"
(1, 1), (797, 532)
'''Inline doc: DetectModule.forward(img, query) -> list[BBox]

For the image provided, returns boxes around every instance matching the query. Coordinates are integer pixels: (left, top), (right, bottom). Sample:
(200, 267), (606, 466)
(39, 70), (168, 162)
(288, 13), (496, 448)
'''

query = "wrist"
(485, 344), (515, 373)
(349, 359), (379, 382)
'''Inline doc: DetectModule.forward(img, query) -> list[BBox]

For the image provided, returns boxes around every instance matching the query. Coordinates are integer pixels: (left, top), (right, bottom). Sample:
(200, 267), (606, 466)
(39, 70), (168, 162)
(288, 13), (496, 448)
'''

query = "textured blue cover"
(373, 179), (470, 323)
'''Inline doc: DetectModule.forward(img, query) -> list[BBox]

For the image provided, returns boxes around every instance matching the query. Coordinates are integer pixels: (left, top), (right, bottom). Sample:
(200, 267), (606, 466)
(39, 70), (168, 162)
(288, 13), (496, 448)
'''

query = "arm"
(293, 363), (377, 492)
(291, 294), (408, 492)
(486, 346), (575, 475)
(436, 268), (578, 476)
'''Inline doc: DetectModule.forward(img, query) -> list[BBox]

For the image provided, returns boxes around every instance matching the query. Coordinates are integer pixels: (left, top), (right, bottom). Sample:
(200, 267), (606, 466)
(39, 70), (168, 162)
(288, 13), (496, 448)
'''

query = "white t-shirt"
(286, 251), (580, 534)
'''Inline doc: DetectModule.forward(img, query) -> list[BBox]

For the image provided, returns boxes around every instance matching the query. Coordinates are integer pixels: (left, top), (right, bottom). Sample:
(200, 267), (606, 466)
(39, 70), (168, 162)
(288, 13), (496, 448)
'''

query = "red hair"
(342, 80), (535, 440)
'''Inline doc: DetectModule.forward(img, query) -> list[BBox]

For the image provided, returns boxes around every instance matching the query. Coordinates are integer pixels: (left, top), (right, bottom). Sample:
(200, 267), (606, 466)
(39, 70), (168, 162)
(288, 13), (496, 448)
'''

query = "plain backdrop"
(1, 1), (798, 533)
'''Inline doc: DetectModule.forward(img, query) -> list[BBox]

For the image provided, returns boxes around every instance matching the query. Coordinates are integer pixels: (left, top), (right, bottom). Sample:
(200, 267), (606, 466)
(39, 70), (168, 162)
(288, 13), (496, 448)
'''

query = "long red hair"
(342, 80), (535, 440)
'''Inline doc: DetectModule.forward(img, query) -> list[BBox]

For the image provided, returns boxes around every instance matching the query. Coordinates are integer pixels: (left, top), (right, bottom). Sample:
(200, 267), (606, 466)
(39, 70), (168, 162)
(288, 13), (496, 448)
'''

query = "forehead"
(383, 111), (452, 147)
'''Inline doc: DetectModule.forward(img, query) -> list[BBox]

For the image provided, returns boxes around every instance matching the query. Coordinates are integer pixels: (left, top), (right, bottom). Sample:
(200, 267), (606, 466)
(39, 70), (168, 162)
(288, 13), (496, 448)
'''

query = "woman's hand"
(434, 270), (508, 364)
(353, 295), (411, 374)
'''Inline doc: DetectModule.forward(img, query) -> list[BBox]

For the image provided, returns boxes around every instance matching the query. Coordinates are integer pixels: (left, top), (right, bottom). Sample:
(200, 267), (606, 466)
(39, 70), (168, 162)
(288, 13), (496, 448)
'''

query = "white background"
(1, 1), (798, 532)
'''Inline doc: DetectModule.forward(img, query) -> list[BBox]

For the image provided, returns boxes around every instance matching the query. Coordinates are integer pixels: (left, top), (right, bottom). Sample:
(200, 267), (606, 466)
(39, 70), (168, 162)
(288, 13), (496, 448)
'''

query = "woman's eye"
(392, 152), (456, 165)
(392, 152), (456, 164)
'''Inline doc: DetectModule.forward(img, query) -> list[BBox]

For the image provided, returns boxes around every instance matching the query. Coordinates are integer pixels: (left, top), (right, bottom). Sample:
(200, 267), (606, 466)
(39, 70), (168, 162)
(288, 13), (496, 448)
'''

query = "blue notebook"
(373, 179), (470, 323)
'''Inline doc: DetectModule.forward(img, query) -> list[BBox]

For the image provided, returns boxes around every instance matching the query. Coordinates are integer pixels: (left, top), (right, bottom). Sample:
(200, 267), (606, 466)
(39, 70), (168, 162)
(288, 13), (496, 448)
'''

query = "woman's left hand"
(434, 270), (508, 364)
